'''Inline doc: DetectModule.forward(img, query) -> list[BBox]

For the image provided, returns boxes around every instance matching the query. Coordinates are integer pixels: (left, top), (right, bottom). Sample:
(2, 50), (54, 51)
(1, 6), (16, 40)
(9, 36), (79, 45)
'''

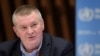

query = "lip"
(28, 36), (36, 40)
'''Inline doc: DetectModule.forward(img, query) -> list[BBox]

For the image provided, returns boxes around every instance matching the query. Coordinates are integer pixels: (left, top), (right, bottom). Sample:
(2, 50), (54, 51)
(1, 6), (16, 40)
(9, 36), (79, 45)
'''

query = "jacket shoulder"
(0, 39), (20, 52)
(51, 35), (73, 49)
(44, 33), (73, 49)
(44, 33), (73, 56)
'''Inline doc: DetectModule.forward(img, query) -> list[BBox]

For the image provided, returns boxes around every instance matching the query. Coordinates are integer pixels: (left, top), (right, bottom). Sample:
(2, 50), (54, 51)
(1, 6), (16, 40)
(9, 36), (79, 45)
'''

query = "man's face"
(13, 11), (44, 51)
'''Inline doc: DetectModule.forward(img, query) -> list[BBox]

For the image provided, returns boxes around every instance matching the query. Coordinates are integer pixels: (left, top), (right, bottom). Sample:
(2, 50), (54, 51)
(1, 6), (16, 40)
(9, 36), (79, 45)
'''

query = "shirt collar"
(20, 39), (42, 56)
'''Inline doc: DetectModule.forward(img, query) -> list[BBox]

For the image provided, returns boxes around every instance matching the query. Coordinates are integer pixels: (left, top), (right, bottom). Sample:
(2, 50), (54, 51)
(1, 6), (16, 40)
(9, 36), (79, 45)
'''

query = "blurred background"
(0, 0), (75, 43)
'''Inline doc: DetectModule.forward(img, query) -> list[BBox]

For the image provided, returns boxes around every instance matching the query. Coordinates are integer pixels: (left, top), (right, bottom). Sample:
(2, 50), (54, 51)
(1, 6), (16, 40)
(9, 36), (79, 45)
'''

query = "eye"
(32, 23), (37, 27)
(33, 23), (37, 26)
(21, 26), (27, 30)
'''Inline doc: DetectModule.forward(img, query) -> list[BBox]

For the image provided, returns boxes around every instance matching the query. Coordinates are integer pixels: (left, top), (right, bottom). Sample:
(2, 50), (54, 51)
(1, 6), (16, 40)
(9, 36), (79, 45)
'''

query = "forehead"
(15, 12), (41, 25)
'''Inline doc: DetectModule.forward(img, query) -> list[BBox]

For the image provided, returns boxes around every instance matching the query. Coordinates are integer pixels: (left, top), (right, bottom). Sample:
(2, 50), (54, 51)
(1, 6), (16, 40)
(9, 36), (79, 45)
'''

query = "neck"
(25, 46), (38, 53)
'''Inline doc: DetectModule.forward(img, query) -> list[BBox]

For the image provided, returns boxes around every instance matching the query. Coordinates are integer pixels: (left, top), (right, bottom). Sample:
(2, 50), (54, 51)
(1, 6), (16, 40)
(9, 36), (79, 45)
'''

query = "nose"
(27, 27), (33, 35)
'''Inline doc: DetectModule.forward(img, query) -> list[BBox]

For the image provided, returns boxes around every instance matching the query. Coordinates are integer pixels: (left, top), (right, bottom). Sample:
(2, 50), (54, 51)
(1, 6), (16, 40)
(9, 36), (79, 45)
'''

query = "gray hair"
(12, 5), (42, 25)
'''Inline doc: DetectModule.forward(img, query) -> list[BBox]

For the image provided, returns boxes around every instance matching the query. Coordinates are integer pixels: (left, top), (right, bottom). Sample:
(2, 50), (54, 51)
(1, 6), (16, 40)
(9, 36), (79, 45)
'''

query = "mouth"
(28, 36), (36, 40)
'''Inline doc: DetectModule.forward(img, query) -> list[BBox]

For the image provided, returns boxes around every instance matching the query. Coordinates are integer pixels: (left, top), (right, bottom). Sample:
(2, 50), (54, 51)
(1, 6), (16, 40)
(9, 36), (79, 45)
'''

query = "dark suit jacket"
(0, 33), (73, 56)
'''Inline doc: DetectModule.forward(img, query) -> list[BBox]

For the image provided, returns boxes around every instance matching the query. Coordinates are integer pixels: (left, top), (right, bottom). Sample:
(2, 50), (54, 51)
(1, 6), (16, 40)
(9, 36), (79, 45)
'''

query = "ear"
(13, 26), (19, 38)
(41, 20), (45, 31)
(13, 26), (16, 34)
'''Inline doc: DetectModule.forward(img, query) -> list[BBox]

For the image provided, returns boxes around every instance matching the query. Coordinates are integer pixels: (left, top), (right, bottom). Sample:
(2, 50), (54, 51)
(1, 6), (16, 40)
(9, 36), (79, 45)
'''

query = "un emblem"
(78, 7), (94, 22)
(78, 43), (93, 56)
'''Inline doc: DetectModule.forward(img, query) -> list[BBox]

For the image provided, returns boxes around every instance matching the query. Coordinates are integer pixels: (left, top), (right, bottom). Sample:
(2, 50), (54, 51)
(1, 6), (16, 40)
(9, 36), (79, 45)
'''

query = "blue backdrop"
(76, 0), (100, 56)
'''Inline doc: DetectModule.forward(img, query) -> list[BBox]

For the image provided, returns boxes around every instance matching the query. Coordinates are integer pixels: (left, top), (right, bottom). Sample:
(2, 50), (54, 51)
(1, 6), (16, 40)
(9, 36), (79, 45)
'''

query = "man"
(0, 5), (73, 56)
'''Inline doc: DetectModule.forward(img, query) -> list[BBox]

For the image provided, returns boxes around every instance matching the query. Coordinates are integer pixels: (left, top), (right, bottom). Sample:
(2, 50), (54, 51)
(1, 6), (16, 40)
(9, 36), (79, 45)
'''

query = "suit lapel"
(40, 33), (52, 56)
(11, 40), (22, 56)
(12, 49), (22, 56)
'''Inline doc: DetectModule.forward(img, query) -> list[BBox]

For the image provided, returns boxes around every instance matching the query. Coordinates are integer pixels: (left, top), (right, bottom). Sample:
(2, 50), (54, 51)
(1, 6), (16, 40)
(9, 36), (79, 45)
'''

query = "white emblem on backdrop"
(78, 7), (94, 22)
(78, 43), (93, 56)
